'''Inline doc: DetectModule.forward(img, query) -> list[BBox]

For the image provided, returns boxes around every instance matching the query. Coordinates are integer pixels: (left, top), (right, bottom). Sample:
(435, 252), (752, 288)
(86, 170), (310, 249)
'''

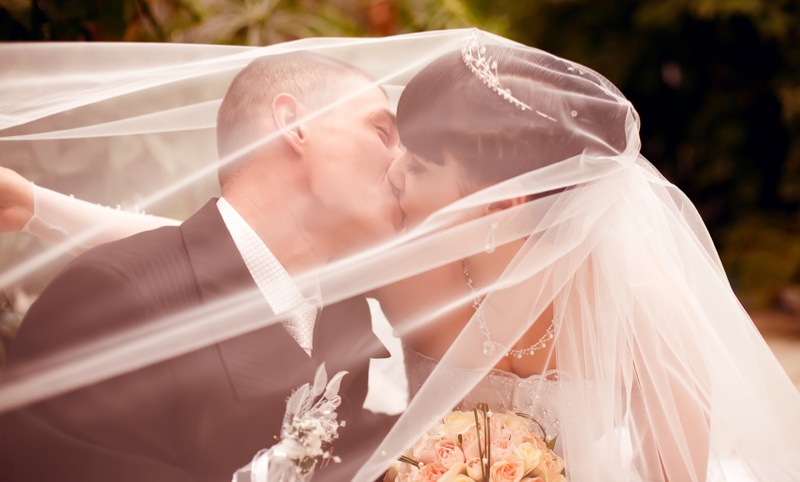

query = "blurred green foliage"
(1, 0), (798, 308)
(721, 214), (800, 308)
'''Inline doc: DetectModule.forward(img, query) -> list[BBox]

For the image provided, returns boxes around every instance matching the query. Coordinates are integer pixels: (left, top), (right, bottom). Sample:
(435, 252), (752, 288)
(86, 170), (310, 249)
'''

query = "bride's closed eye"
(405, 157), (425, 174)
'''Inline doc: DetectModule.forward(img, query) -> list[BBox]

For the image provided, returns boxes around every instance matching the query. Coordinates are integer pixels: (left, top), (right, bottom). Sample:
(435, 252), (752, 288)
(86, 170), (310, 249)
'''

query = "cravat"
(216, 198), (321, 356)
(284, 301), (318, 355)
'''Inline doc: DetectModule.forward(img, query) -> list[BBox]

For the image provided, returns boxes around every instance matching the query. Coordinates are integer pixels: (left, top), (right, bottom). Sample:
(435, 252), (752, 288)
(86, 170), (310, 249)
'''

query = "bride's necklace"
(462, 260), (555, 358)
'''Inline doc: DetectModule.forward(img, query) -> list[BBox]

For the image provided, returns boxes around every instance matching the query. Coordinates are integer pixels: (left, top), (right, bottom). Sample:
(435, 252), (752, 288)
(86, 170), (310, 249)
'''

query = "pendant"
(482, 341), (497, 356)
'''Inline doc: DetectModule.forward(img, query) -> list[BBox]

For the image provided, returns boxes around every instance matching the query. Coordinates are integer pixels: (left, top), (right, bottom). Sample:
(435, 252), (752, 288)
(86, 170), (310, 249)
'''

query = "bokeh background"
(1, 0), (799, 382)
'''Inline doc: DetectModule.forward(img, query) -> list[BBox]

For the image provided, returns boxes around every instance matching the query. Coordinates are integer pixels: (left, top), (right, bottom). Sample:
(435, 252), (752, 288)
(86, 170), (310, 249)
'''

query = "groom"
(0, 52), (402, 482)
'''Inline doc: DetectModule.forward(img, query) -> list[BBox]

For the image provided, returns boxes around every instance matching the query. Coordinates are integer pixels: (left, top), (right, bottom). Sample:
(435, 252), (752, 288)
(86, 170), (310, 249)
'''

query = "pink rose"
(390, 460), (418, 479)
(412, 438), (438, 465)
(417, 462), (448, 482)
(460, 429), (482, 460)
(490, 439), (513, 465)
(490, 457), (526, 482)
(435, 440), (466, 469)
(384, 464), (418, 482)
(489, 414), (511, 442)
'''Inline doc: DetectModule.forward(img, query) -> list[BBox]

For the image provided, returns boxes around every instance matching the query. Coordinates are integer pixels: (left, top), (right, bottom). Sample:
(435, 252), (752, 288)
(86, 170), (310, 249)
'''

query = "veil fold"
(2, 29), (799, 481)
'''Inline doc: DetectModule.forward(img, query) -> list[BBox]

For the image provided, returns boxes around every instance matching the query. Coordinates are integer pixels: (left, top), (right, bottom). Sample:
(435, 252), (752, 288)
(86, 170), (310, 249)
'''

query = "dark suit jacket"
(0, 199), (392, 482)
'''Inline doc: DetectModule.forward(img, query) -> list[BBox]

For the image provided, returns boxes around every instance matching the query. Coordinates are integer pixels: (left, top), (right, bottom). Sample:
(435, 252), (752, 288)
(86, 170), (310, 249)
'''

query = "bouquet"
(232, 364), (347, 482)
(385, 404), (565, 482)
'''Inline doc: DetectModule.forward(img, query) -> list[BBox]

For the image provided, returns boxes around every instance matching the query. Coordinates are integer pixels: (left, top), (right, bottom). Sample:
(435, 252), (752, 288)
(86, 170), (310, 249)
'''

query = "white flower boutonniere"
(232, 363), (348, 482)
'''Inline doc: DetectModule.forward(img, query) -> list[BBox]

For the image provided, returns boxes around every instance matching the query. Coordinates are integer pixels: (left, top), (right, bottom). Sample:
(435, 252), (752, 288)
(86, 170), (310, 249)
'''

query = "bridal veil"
(1, 29), (800, 481)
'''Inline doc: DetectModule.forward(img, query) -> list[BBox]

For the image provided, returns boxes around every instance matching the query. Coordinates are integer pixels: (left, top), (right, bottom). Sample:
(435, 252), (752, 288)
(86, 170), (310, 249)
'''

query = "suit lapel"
(313, 297), (390, 368)
(179, 199), (316, 401)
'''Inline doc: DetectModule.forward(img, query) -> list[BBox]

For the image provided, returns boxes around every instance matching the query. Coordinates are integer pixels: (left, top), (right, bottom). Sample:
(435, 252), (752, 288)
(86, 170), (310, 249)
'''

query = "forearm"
(22, 184), (180, 256)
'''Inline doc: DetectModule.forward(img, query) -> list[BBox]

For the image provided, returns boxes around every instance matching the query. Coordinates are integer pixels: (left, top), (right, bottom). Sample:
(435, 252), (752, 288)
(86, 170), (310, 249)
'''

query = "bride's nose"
(387, 154), (405, 192)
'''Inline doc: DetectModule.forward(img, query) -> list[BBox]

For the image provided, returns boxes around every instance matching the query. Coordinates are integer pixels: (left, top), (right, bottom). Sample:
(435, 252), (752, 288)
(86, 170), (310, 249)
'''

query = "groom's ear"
(272, 93), (308, 155)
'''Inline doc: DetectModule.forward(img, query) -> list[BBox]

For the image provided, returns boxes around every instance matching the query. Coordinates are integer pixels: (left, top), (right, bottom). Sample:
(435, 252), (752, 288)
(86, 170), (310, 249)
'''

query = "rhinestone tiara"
(461, 31), (532, 112)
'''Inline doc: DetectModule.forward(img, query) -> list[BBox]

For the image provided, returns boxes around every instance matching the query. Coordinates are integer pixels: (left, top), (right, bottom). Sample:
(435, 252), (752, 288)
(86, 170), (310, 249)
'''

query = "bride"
(2, 29), (800, 481)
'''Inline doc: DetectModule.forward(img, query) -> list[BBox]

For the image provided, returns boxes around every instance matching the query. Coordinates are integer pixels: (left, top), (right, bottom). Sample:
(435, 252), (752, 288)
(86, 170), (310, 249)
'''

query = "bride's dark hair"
(397, 45), (631, 189)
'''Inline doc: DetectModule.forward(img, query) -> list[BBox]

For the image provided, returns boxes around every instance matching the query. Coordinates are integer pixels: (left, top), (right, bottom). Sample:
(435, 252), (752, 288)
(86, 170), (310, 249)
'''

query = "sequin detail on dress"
(403, 344), (565, 453)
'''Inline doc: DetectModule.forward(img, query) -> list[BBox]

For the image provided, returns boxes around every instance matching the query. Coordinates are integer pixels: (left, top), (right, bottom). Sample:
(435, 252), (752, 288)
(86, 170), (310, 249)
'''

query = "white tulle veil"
(2, 29), (800, 481)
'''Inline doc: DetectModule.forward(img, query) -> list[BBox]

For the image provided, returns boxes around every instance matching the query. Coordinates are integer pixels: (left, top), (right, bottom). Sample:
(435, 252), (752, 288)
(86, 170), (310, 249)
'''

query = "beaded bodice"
(403, 344), (564, 451)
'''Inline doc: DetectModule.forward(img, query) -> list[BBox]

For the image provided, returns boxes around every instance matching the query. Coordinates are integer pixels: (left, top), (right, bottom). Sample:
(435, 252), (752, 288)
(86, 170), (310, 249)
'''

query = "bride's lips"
(392, 202), (406, 231)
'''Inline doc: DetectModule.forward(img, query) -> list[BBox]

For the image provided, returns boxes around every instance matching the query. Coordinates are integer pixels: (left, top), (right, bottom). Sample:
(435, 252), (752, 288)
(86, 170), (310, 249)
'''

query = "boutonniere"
(233, 363), (348, 482)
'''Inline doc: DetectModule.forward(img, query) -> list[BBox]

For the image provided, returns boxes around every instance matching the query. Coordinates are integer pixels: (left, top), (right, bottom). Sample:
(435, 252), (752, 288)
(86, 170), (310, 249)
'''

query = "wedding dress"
(405, 346), (565, 446)
(3, 29), (800, 482)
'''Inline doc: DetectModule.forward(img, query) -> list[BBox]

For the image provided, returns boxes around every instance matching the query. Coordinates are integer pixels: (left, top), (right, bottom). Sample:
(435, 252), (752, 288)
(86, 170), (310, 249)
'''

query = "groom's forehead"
(332, 81), (395, 118)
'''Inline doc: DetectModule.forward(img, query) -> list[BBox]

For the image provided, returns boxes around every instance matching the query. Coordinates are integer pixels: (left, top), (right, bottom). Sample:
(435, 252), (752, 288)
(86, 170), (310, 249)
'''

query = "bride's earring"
(484, 220), (498, 254)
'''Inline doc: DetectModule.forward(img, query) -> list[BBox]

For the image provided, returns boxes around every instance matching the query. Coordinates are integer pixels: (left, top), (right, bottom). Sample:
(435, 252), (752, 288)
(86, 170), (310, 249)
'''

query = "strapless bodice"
(403, 345), (564, 447)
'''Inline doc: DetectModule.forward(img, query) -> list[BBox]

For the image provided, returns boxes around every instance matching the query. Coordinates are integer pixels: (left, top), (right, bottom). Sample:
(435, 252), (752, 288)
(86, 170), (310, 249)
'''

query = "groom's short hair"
(216, 52), (373, 183)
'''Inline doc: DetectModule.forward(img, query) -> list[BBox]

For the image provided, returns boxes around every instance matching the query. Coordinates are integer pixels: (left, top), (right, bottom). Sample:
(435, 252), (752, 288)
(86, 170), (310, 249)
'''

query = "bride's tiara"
(461, 31), (532, 112)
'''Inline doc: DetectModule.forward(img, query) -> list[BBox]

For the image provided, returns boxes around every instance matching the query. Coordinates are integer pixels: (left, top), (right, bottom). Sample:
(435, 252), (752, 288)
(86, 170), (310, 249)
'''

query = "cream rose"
(529, 474), (565, 482)
(438, 411), (477, 438)
(502, 413), (536, 445)
(520, 430), (548, 451)
(490, 457), (526, 482)
(389, 460), (418, 480)
(435, 440), (466, 469)
(465, 457), (484, 480)
(501, 412), (530, 432)
(394, 473), (415, 482)
(443, 476), (477, 482)
(531, 452), (563, 481)
(513, 441), (543, 473)
(438, 462), (470, 482)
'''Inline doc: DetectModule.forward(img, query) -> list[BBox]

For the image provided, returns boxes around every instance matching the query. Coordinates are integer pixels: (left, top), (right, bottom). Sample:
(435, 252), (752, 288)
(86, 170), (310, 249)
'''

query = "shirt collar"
(216, 197), (321, 315)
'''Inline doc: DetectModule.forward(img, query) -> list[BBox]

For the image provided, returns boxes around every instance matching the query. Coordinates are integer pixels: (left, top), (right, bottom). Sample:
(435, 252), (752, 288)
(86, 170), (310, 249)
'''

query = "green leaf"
(547, 434), (558, 451)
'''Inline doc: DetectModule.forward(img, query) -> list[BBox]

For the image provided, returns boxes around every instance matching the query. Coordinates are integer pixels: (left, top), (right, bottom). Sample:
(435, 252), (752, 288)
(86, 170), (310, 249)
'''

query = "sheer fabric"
(2, 29), (800, 481)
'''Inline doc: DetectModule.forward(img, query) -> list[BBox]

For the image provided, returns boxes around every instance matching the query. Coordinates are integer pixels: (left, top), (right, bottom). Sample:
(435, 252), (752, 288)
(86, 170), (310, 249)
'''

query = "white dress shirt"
(216, 197), (319, 355)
